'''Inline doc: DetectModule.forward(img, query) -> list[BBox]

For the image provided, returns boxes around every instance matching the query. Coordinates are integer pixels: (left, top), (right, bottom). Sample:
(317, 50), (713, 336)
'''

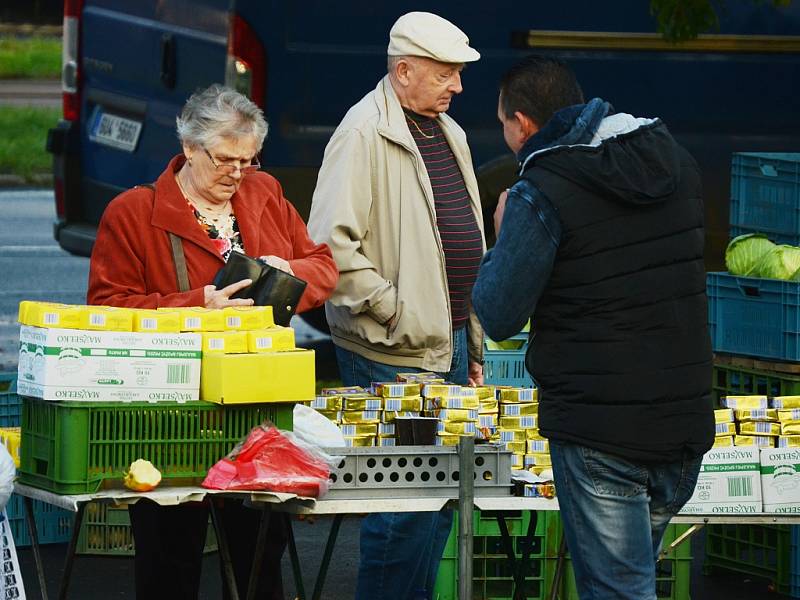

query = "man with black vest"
(473, 56), (715, 600)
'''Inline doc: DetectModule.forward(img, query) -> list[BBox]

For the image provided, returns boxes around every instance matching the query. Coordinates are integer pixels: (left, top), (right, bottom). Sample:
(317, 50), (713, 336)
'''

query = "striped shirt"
(405, 110), (483, 329)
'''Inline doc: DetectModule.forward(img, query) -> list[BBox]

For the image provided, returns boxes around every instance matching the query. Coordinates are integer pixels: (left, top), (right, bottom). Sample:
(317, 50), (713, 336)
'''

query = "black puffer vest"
(523, 120), (714, 461)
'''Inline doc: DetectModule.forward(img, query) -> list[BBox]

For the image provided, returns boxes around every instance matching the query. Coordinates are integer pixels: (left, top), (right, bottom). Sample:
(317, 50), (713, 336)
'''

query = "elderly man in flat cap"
(308, 11), (485, 600)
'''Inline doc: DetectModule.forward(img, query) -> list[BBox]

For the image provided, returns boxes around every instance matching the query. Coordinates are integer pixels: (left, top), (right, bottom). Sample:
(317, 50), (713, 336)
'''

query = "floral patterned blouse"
(189, 202), (244, 262)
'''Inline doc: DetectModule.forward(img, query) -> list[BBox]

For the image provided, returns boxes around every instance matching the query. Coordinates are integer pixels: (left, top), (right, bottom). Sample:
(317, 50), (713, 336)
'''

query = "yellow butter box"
(474, 386), (496, 400)
(479, 399), (499, 413)
(311, 396), (343, 411)
(478, 414), (498, 428)
(734, 434), (774, 447)
(712, 435), (734, 448)
(175, 308), (225, 332)
(499, 429), (526, 442)
(344, 435), (375, 447)
(501, 441), (527, 454)
(499, 415), (537, 429)
(381, 411), (419, 423)
(422, 384), (463, 398)
(396, 372), (442, 383)
(498, 388), (537, 403)
(738, 421), (781, 436)
(223, 306), (275, 330)
(715, 422), (737, 436)
(425, 396), (480, 410)
(322, 386), (364, 396)
(782, 422), (800, 436)
(722, 395), (769, 410)
(377, 436), (397, 447)
(714, 408), (734, 424)
(374, 382), (422, 397)
(734, 408), (778, 422)
(779, 409), (800, 422)
(426, 408), (478, 422)
(772, 396), (800, 409)
(247, 327), (296, 352)
(316, 409), (341, 422)
(201, 331), (249, 354)
(778, 435), (800, 448)
(524, 453), (552, 467)
(343, 397), (383, 411)
(340, 423), (378, 436)
(437, 421), (477, 435)
(340, 410), (381, 424)
(26, 302), (82, 329)
(435, 433), (461, 446)
(527, 439), (550, 453)
(0, 427), (20, 467)
(133, 309), (181, 333)
(526, 429), (546, 440)
(385, 397), (423, 412)
(79, 306), (134, 331)
(500, 403), (538, 417)
(200, 349), (314, 404)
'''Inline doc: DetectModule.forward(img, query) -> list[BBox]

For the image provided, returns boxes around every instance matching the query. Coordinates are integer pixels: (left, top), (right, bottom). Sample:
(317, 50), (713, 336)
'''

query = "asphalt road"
(1, 189), (792, 599)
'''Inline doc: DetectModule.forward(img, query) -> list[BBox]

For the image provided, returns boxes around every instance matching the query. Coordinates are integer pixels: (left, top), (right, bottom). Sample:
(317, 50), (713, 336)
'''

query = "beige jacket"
(308, 76), (485, 372)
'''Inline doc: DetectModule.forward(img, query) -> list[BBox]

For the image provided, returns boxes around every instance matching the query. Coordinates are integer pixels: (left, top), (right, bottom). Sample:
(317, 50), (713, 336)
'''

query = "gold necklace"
(406, 115), (435, 140)
(176, 172), (231, 222)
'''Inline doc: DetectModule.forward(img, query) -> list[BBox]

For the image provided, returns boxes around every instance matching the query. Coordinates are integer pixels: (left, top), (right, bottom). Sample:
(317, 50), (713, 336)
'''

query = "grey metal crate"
(323, 445), (512, 499)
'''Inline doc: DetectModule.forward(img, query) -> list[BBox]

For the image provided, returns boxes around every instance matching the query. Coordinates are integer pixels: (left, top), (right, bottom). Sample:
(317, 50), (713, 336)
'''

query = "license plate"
(89, 108), (142, 152)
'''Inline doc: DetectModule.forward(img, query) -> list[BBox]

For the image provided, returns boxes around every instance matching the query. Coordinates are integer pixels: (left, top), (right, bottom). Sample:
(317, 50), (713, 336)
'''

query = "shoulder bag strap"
(140, 183), (190, 293)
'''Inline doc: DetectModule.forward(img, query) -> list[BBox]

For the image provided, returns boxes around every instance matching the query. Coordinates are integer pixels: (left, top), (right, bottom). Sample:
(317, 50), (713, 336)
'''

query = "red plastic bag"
(202, 424), (334, 497)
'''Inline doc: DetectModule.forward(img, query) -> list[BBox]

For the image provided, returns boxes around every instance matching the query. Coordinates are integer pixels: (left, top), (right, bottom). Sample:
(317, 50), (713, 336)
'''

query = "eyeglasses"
(203, 147), (261, 176)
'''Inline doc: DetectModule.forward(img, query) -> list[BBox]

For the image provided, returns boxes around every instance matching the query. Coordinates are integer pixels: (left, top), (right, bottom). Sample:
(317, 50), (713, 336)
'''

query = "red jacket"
(87, 155), (337, 312)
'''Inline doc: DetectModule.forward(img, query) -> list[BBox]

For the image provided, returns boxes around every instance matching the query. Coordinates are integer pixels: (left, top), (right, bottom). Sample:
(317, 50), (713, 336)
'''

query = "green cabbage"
(755, 245), (800, 280)
(725, 234), (776, 276)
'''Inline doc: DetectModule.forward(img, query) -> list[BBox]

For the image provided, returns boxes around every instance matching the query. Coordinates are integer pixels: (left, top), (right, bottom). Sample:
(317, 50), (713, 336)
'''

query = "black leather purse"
(213, 251), (307, 326)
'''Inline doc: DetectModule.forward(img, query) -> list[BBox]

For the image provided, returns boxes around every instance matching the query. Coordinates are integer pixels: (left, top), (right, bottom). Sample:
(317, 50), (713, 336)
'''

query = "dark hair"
(499, 55), (584, 127)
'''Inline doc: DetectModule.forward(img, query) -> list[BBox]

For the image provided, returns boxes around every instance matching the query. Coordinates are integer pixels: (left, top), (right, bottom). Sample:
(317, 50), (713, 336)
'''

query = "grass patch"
(0, 107), (59, 180)
(0, 35), (61, 79)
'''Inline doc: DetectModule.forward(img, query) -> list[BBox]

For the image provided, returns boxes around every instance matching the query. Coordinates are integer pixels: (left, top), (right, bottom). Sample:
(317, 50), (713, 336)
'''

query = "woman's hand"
(203, 279), (255, 309)
(259, 255), (294, 275)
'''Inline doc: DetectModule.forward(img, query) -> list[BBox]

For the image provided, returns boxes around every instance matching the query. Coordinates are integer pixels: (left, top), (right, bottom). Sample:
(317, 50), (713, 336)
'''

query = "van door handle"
(160, 33), (176, 89)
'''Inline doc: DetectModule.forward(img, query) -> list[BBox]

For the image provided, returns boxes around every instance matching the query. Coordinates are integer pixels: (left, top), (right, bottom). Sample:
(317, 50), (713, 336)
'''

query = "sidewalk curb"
(0, 173), (52, 188)
(0, 24), (61, 37)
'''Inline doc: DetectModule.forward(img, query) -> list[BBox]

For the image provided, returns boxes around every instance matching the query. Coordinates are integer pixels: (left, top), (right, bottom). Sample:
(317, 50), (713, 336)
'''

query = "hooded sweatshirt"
(473, 99), (714, 462)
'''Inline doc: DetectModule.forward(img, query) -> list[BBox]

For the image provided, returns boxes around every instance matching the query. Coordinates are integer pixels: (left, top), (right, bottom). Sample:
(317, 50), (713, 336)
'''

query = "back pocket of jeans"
(580, 446), (648, 498)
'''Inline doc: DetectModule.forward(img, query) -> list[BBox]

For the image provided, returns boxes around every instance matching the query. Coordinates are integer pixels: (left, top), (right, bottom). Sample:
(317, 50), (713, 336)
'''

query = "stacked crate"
(0, 372), (74, 547)
(706, 152), (800, 594)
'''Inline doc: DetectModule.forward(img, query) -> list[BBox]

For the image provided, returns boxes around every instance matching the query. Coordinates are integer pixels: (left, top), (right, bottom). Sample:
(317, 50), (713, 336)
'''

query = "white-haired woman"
(88, 84), (338, 600)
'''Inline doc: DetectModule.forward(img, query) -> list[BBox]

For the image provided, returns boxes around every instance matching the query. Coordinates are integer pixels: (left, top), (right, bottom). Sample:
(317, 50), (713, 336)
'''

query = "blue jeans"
(549, 440), (702, 600)
(335, 327), (469, 600)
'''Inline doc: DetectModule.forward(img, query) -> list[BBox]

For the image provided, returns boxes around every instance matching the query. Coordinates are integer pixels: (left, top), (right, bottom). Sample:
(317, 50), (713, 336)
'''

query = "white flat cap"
(388, 12), (480, 64)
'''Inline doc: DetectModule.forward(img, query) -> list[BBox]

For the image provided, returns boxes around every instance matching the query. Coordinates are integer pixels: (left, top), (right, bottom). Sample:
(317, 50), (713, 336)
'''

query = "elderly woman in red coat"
(88, 84), (338, 600)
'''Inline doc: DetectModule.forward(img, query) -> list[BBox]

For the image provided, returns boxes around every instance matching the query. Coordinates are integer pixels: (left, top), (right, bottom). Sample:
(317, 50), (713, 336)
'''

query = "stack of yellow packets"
(713, 408), (735, 447)
(720, 396), (776, 447)
(0, 427), (20, 467)
(312, 386), (393, 447)
(495, 387), (544, 471)
(422, 383), (479, 446)
(771, 396), (800, 447)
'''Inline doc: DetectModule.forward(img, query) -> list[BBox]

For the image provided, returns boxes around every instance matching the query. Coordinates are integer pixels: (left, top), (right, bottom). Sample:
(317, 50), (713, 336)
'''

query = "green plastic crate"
(435, 515), (690, 600)
(560, 524), (692, 600)
(704, 524), (794, 595)
(435, 510), (562, 600)
(19, 398), (293, 494)
(75, 502), (217, 556)
(712, 363), (800, 406)
(0, 372), (21, 427)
